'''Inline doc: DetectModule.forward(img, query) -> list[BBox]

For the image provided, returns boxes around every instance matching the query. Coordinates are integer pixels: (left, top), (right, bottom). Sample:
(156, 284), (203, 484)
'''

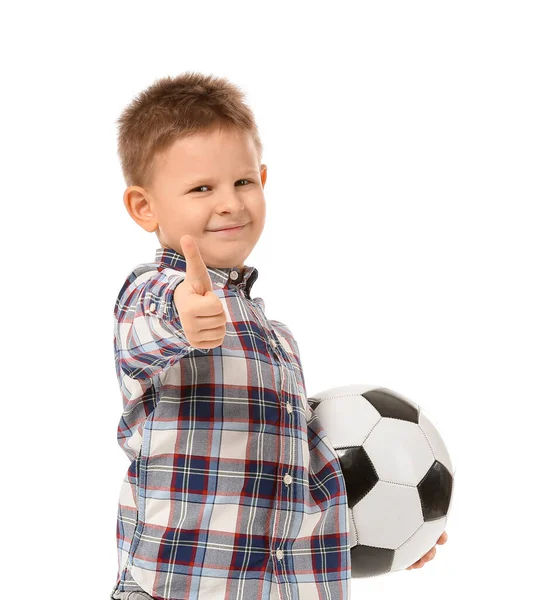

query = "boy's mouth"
(209, 222), (249, 232)
(209, 224), (248, 236)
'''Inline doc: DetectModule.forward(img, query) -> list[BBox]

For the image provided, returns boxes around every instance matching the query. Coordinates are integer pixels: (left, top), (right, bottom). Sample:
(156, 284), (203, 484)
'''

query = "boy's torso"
(110, 247), (351, 600)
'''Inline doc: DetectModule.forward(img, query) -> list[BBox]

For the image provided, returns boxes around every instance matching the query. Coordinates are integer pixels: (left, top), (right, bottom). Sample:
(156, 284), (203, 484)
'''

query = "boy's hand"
(173, 235), (227, 349)
(406, 531), (448, 570)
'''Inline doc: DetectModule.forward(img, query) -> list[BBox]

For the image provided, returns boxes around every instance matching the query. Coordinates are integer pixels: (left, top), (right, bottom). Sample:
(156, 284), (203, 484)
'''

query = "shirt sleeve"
(114, 265), (210, 381)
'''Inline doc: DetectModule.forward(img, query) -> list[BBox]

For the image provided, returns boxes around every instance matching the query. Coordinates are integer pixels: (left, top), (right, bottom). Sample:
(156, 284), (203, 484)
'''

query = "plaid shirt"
(110, 246), (351, 600)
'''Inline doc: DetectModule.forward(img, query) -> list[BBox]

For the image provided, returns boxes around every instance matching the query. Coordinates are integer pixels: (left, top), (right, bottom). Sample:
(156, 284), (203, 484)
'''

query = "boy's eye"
(190, 179), (252, 193)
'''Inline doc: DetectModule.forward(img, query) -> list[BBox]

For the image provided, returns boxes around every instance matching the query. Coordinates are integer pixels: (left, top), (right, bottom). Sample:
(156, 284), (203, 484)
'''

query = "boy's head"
(117, 72), (267, 271)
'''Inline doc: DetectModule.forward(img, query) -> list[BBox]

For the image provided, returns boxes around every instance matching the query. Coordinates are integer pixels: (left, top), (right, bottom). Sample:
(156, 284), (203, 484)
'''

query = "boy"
(110, 72), (445, 600)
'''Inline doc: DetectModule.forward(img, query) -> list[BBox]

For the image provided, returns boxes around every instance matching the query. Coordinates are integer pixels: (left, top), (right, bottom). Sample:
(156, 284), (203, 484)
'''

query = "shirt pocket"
(273, 331), (308, 409)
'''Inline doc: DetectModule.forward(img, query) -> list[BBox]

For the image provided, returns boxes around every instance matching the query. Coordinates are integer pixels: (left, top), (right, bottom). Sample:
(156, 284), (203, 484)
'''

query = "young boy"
(110, 72), (444, 600)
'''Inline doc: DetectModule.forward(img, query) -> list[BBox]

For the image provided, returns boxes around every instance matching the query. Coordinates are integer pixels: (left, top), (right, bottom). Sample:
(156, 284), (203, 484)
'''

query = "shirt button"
(270, 338), (277, 349)
(286, 402), (293, 414)
(283, 473), (293, 486)
(150, 302), (156, 312)
(276, 549), (284, 560)
(230, 270), (239, 281)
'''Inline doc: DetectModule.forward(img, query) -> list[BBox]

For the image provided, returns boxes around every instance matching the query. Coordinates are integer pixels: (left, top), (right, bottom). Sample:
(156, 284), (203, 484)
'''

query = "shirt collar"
(155, 246), (259, 299)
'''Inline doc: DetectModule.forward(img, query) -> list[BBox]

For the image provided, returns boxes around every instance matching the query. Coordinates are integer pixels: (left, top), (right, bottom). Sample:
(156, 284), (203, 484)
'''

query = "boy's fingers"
(406, 531), (447, 570)
(182, 235), (213, 296)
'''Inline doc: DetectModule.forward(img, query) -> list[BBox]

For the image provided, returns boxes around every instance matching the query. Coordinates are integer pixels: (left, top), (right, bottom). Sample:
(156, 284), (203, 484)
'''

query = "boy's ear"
(260, 164), (268, 187)
(123, 186), (158, 233)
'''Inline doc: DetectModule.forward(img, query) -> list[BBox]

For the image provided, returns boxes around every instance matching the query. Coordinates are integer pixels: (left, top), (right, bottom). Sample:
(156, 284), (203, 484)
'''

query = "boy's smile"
(123, 123), (267, 273)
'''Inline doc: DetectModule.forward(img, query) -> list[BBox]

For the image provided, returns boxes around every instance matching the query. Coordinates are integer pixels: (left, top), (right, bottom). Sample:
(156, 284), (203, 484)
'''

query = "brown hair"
(116, 71), (264, 190)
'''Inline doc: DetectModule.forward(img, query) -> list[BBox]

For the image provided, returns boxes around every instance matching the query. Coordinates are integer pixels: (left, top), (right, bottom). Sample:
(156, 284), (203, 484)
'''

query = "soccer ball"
(309, 383), (454, 578)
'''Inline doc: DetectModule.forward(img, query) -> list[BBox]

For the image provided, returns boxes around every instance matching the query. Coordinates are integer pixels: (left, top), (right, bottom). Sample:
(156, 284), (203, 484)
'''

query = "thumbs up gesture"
(173, 235), (227, 349)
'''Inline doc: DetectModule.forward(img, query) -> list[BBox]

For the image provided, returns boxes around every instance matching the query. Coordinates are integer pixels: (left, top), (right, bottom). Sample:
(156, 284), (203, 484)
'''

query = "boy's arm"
(114, 265), (209, 381)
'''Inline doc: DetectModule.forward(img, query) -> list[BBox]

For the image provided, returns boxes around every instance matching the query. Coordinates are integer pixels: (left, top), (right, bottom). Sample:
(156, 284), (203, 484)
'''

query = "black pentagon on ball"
(351, 544), (394, 578)
(308, 398), (321, 412)
(362, 387), (420, 423)
(336, 446), (379, 509)
(417, 460), (453, 520)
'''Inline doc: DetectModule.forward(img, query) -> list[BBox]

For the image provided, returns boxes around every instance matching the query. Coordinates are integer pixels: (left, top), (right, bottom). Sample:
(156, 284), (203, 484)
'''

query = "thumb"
(181, 235), (213, 296)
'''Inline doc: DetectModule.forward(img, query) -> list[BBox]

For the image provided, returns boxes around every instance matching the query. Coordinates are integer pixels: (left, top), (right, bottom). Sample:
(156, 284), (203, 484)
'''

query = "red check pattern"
(110, 247), (351, 600)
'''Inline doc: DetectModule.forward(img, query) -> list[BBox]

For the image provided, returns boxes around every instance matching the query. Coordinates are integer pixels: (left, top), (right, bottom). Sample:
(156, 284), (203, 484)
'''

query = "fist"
(173, 235), (227, 349)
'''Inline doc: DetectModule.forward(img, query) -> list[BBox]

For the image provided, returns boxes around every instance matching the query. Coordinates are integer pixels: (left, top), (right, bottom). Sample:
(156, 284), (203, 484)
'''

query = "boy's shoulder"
(116, 260), (184, 301)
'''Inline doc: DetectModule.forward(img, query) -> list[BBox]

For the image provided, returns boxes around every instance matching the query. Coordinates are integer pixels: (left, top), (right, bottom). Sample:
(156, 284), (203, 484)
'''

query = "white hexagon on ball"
(352, 480), (423, 549)
(364, 418), (435, 486)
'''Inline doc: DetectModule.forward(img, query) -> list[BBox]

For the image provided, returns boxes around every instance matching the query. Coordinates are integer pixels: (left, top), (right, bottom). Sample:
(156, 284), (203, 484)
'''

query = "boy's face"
(123, 125), (267, 272)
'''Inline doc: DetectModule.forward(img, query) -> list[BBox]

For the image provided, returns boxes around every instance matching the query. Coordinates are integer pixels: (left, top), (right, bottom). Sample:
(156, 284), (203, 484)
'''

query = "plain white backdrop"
(2, 1), (534, 598)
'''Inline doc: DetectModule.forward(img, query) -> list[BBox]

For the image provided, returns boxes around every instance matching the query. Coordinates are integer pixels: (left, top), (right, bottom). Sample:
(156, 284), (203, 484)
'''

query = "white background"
(2, 1), (534, 598)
